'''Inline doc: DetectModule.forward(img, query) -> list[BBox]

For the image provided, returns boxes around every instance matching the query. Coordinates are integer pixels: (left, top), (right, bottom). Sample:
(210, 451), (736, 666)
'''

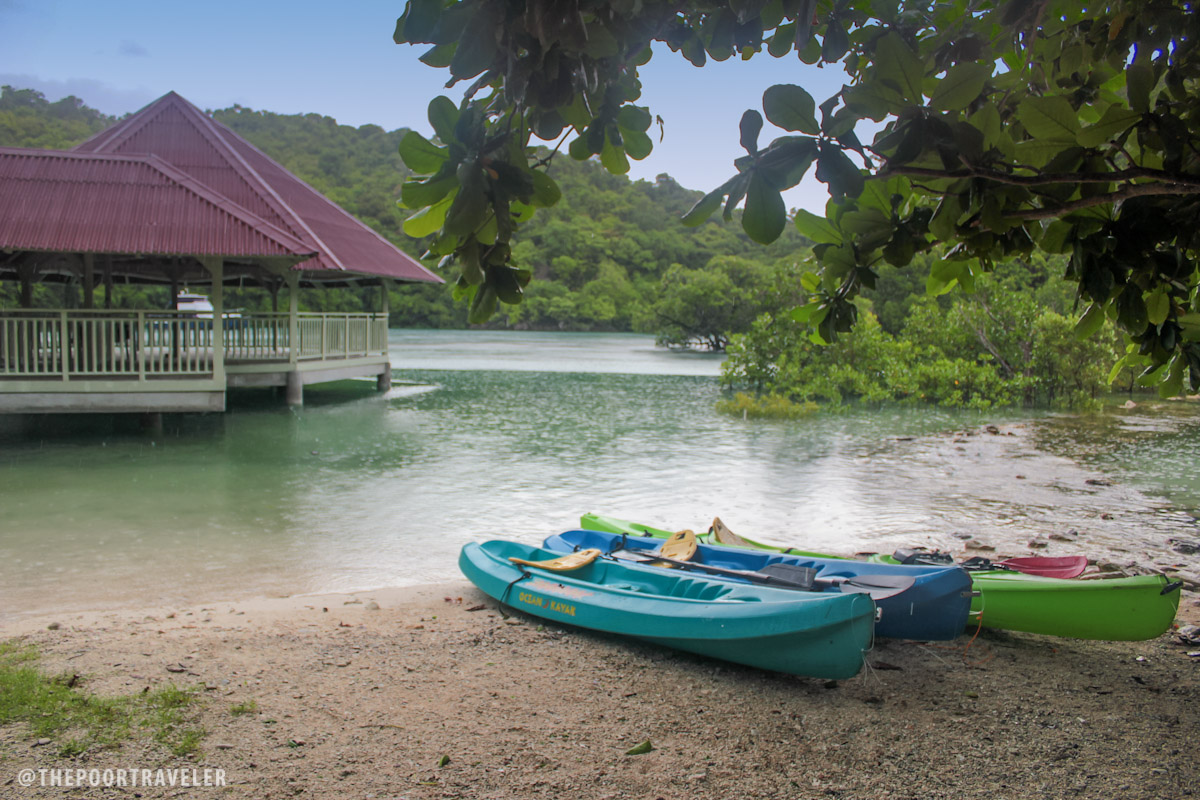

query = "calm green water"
(1, 329), (1197, 621)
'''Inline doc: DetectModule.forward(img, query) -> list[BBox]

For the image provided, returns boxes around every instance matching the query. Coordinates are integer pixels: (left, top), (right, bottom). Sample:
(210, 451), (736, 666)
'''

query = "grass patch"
(0, 640), (205, 758)
(229, 700), (258, 717)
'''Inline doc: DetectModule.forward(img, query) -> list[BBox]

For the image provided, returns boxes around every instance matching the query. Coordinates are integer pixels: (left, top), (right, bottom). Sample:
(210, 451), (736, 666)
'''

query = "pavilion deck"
(0, 309), (390, 413)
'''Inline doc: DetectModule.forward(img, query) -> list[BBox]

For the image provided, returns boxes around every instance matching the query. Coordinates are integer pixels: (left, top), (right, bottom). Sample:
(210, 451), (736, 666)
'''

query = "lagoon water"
(2, 329), (1198, 622)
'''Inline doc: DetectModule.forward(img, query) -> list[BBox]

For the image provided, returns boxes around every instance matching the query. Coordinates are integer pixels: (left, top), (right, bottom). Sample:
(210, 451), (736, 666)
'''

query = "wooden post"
(18, 264), (34, 308)
(82, 253), (95, 310)
(103, 257), (113, 309)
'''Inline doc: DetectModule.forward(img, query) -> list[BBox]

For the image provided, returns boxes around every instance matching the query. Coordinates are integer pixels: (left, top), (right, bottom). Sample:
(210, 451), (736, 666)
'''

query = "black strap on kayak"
(501, 569), (532, 605)
(894, 548), (955, 566)
(1162, 580), (1184, 596)
(959, 556), (1017, 572)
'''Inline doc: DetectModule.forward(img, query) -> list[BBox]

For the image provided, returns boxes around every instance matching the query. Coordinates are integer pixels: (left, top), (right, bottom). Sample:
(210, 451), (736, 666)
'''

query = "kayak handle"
(961, 591), (982, 598)
(1161, 581), (1184, 596)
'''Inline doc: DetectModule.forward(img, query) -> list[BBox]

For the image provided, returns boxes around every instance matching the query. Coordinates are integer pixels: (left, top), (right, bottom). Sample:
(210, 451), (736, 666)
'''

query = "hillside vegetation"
(1, 86), (1131, 409)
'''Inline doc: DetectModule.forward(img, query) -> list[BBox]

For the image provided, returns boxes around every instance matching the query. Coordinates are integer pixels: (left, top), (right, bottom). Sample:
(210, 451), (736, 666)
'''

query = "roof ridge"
(207, 115), (439, 281)
(73, 94), (326, 258)
(192, 110), (349, 271)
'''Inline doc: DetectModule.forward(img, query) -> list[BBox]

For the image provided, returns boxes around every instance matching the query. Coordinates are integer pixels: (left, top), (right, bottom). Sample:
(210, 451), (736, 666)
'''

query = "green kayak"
(579, 513), (1183, 641)
(460, 540), (876, 679)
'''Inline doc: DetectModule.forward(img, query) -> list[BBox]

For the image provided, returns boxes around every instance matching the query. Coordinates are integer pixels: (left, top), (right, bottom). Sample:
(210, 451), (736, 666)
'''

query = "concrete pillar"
(286, 369), (303, 406)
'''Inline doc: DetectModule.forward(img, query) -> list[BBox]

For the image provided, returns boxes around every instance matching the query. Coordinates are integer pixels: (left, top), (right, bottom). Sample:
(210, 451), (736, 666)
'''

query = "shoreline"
(3, 581), (1199, 799)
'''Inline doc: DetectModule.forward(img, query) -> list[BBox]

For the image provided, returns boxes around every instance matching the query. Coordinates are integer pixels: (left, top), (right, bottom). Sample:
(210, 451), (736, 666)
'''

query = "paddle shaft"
(610, 551), (914, 597)
(610, 551), (815, 589)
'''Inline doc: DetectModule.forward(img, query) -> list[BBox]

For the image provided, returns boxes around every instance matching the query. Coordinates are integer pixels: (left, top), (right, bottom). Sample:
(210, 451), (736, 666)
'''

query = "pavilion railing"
(0, 310), (389, 381)
(225, 312), (387, 361)
(0, 310), (213, 379)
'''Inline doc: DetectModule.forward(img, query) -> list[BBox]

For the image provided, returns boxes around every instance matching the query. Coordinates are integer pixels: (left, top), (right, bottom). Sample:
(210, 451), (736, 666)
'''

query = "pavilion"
(0, 92), (441, 414)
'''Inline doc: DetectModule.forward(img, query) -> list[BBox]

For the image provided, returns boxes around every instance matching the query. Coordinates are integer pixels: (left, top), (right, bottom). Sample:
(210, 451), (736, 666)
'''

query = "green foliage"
(716, 391), (818, 419)
(0, 86), (114, 148)
(724, 260), (1124, 411)
(392, 0), (1200, 394)
(0, 640), (204, 758)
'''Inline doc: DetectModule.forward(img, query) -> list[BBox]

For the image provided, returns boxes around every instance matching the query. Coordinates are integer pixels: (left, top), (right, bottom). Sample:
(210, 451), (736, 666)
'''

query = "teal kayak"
(459, 540), (876, 679)
(580, 513), (1183, 641)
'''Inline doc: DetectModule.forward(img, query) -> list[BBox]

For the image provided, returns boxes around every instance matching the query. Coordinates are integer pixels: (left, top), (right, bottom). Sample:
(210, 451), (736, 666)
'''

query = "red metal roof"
(0, 148), (317, 259)
(73, 92), (441, 284)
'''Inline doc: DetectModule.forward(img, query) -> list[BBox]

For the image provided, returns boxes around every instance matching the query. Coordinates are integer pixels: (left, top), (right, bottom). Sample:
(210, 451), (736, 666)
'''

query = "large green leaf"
(874, 32), (924, 104)
(529, 170), (561, 208)
(928, 194), (964, 240)
(839, 207), (893, 249)
(402, 192), (455, 238)
(468, 284), (498, 324)
(741, 173), (786, 244)
(1125, 63), (1155, 114)
(926, 259), (963, 296)
(617, 105), (652, 133)
(1074, 303), (1106, 340)
(929, 62), (992, 112)
(681, 188), (724, 227)
(600, 136), (630, 174)
(400, 175), (456, 209)
(427, 96), (459, 142)
(449, 10), (498, 80)
(762, 85), (819, 134)
(620, 128), (654, 160)
(793, 209), (842, 244)
(1146, 288), (1171, 327)
(396, 0), (442, 42)
(815, 144), (864, 201)
(739, 110), (763, 154)
(398, 131), (449, 174)
(1016, 96), (1081, 140)
(1078, 105), (1142, 148)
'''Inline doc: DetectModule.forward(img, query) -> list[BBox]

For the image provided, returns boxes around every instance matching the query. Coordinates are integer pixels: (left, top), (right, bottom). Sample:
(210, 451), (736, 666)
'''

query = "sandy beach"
(2, 581), (1198, 800)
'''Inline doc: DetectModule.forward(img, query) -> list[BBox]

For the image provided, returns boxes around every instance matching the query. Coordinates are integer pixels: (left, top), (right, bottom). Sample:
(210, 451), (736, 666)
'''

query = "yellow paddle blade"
(650, 529), (697, 568)
(509, 548), (601, 571)
(711, 517), (753, 548)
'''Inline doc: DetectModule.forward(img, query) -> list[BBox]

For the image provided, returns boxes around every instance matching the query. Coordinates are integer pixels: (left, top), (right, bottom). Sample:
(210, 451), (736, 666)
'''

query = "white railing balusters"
(0, 309), (387, 383)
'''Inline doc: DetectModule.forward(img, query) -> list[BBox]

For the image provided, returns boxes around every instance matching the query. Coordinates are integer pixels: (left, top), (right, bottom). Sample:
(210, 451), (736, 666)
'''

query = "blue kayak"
(459, 540), (876, 680)
(543, 529), (973, 641)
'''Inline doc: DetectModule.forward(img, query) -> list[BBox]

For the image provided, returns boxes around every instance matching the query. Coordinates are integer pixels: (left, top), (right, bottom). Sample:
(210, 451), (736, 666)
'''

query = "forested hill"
(212, 105), (810, 332)
(0, 86), (807, 333)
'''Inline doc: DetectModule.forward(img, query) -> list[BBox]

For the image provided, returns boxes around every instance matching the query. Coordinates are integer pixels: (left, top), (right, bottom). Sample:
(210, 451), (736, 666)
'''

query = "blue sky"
(0, 0), (848, 212)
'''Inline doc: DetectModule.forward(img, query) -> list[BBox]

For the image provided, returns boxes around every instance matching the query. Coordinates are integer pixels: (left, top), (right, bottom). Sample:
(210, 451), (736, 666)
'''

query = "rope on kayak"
(500, 569), (532, 606)
(962, 613), (987, 660)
